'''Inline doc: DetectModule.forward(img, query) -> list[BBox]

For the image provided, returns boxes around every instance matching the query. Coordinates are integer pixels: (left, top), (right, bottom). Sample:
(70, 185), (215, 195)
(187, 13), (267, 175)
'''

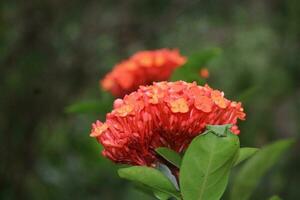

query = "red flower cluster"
(91, 81), (246, 166)
(101, 49), (186, 97)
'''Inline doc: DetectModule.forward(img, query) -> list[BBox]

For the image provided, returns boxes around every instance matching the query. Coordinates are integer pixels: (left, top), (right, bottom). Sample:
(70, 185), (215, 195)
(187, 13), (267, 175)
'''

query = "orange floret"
(199, 68), (210, 79)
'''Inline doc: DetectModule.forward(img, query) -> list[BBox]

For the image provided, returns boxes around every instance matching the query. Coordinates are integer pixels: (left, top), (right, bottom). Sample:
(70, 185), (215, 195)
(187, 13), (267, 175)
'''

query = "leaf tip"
(206, 124), (232, 137)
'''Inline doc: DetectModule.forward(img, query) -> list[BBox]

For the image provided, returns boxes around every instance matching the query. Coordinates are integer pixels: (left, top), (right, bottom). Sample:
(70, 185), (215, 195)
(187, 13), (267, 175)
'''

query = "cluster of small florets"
(100, 49), (186, 97)
(91, 81), (245, 166)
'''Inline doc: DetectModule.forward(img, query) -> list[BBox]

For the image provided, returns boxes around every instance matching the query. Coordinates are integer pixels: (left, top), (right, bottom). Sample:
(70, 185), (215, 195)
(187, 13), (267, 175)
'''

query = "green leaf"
(171, 48), (222, 83)
(233, 147), (259, 167)
(118, 166), (180, 199)
(65, 93), (113, 114)
(180, 129), (240, 200)
(185, 48), (222, 69)
(206, 124), (232, 137)
(65, 100), (104, 114)
(155, 147), (182, 168)
(268, 195), (282, 200)
(134, 184), (171, 200)
(133, 183), (158, 198)
(154, 191), (172, 200)
(230, 139), (295, 200)
(157, 164), (179, 189)
(236, 86), (259, 103)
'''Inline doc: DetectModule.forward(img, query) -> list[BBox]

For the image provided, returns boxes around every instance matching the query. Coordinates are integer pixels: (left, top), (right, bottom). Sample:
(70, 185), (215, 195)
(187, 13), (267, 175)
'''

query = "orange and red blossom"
(91, 81), (246, 166)
(101, 49), (186, 97)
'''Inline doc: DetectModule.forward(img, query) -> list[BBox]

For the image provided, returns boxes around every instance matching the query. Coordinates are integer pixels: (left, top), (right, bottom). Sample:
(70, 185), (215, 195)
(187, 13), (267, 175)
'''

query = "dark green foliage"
(65, 92), (113, 114)
(268, 195), (282, 200)
(230, 139), (295, 200)
(1, 0), (300, 199)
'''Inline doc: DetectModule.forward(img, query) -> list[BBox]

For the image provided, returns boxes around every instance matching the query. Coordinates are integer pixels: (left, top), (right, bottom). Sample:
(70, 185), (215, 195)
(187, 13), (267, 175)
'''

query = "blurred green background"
(0, 0), (300, 199)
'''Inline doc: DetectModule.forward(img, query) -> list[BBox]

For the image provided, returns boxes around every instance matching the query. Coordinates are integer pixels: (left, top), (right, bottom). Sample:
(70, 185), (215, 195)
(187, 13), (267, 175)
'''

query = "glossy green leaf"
(180, 129), (240, 200)
(233, 147), (259, 167)
(230, 139), (295, 200)
(155, 147), (182, 168)
(118, 166), (180, 199)
(268, 195), (282, 200)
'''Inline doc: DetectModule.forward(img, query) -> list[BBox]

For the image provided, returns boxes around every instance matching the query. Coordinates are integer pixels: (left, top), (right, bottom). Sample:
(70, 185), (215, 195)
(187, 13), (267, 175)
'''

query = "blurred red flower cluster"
(100, 49), (186, 97)
(91, 81), (245, 166)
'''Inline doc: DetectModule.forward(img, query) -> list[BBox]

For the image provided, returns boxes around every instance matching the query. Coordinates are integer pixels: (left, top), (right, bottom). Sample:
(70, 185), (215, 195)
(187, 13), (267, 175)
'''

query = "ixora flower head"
(90, 81), (245, 166)
(100, 49), (186, 97)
